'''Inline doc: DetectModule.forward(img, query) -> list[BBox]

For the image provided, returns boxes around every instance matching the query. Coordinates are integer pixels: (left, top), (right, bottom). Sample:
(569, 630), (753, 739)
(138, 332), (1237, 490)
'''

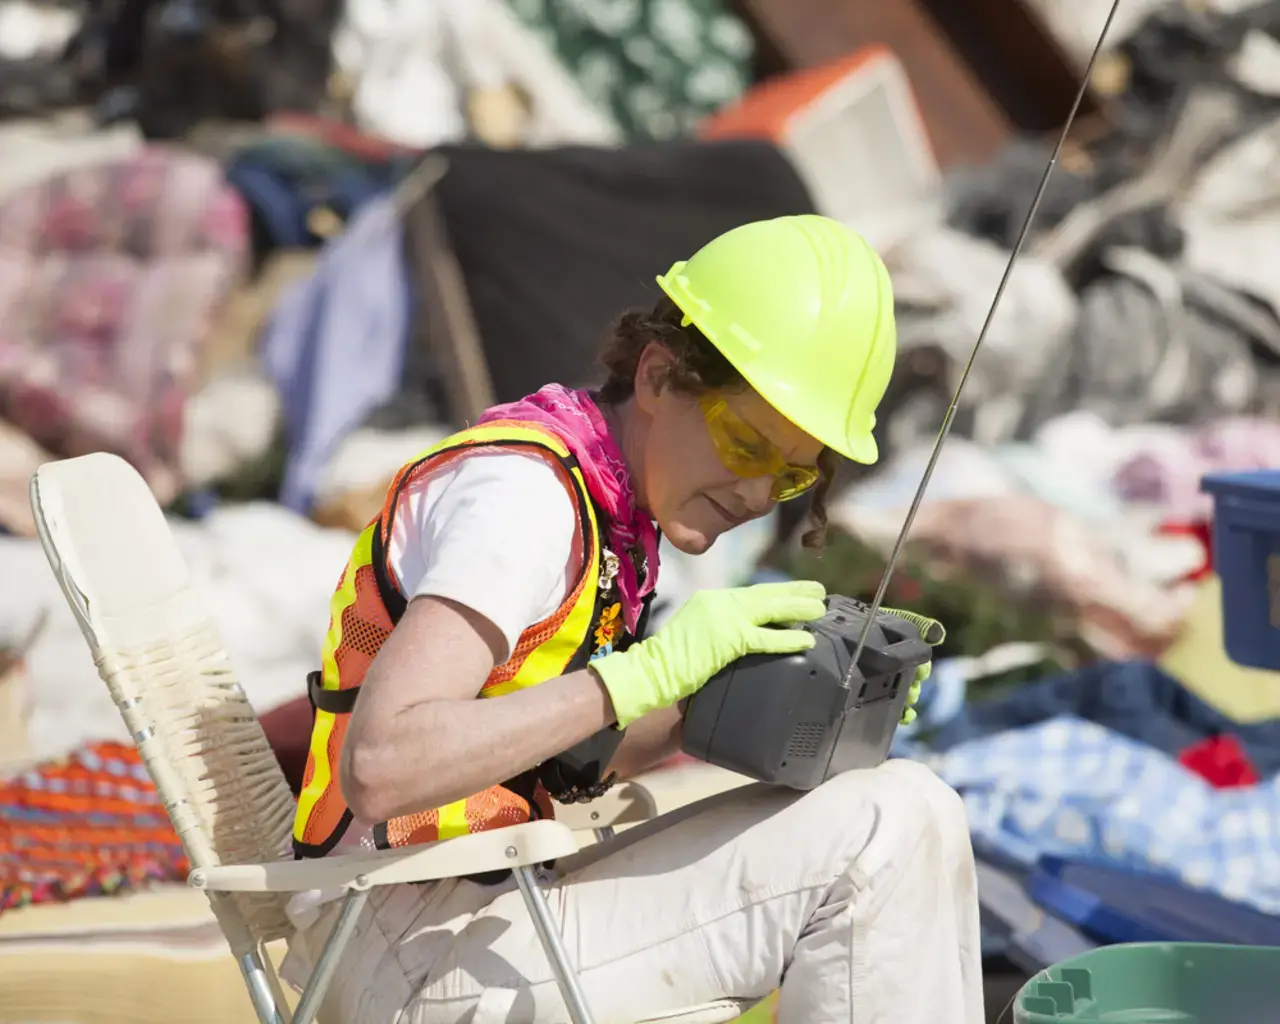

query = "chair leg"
(260, 941), (300, 1023)
(211, 892), (290, 1024)
(292, 888), (370, 1024)
(236, 946), (290, 1024)
(513, 865), (598, 1024)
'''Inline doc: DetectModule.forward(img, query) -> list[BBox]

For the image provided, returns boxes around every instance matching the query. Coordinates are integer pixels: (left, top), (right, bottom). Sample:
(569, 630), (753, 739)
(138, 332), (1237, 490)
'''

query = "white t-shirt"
(384, 449), (584, 661)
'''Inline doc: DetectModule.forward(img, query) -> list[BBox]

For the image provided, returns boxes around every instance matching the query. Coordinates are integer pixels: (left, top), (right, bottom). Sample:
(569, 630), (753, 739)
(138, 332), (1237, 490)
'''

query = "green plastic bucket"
(1013, 942), (1280, 1023)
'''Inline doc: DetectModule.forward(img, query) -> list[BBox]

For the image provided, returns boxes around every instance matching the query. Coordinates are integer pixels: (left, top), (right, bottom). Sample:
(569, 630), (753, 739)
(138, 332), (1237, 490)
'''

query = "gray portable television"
(681, 596), (934, 790)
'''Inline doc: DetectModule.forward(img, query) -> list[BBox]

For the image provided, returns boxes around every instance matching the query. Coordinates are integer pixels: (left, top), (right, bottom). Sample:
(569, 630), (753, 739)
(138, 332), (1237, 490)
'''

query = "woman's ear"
(632, 341), (672, 414)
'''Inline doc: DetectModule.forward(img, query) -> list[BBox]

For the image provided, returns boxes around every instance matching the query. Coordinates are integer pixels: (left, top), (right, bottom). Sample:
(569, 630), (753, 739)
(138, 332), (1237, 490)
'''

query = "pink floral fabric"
(0, 147), (249, 504)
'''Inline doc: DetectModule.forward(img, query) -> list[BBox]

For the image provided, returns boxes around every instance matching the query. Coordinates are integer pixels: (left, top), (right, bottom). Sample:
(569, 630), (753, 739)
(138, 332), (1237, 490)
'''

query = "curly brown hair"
(598, 296), (837, 549)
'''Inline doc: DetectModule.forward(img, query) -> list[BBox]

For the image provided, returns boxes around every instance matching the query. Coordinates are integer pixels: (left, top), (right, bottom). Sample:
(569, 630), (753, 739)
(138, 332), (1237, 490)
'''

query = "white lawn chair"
(29, 452), (756, 1024)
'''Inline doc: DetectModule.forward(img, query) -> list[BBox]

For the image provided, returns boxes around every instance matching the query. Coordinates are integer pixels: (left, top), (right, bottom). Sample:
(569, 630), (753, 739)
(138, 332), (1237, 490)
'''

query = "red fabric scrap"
(1177, 734), (1260, 789)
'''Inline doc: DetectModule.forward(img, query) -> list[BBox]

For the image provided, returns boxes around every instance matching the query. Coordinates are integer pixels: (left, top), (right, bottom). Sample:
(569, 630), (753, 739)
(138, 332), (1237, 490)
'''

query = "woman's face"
(630, 343), (823, 555)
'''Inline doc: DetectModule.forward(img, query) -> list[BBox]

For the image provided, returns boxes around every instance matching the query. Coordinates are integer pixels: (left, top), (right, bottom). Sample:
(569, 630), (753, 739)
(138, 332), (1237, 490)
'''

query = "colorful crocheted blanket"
(0, 741), (187, 912)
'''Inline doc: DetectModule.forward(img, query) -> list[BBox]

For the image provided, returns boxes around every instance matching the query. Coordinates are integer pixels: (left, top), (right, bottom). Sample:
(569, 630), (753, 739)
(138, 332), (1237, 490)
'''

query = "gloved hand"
(881, 608), (946, 725)
(592, 581), (827, 728)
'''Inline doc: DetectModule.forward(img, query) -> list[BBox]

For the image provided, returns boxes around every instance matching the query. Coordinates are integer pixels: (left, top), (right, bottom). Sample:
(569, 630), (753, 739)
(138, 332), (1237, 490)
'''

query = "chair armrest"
(188, 820), (578, 894)
(551, 779), (658, 830)
(553, 762), (755, 832)
(622, 760), (753, 817)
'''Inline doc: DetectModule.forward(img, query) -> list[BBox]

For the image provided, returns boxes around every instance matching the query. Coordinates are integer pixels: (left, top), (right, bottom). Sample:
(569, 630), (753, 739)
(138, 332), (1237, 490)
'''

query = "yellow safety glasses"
(699, 395), (820, 502)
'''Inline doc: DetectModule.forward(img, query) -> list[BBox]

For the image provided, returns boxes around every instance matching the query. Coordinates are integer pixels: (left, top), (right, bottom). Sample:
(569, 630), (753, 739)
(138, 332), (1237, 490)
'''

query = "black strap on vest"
(632, 590), (656, 644)
(370, 524), (408, 625)
(306, 670), (359, 715)
(293, 671), (358, 860)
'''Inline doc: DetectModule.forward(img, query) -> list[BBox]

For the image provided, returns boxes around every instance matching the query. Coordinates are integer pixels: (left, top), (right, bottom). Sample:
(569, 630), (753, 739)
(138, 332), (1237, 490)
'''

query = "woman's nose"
(737, 475), (775, 515)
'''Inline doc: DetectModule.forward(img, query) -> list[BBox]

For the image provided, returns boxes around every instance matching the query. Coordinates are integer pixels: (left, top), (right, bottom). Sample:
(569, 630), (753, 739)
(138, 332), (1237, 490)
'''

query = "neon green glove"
(881, 608), (946, 725)
(593, 581), (828, 728)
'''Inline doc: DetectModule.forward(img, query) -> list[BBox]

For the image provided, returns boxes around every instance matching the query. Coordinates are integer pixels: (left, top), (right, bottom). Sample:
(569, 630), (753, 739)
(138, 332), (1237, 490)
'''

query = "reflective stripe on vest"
(292, 421), (602, 857)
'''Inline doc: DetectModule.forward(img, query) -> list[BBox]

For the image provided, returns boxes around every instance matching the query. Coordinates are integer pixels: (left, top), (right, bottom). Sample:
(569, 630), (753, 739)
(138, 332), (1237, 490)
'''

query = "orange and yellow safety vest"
(292, 420), (635, 859)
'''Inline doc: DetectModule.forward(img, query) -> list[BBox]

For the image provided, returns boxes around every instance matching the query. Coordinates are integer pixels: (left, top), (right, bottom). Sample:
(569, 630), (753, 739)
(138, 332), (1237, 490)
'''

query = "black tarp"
(412, 139), (817, 406)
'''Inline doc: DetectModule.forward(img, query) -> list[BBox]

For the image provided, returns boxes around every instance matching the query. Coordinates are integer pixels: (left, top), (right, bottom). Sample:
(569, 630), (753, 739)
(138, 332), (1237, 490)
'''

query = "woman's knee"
(885, 759), (968, 830)
(819, 759), (970, 845)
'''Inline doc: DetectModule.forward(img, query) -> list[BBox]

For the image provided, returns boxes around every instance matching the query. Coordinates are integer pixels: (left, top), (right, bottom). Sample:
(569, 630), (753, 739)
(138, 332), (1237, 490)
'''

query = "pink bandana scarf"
(477, 384), (659, 631)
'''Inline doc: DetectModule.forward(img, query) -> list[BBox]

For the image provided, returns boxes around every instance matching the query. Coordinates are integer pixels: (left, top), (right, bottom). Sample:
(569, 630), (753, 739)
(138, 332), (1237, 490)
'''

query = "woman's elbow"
(339, 725), (455, 822)
(339, 738), (399, 823)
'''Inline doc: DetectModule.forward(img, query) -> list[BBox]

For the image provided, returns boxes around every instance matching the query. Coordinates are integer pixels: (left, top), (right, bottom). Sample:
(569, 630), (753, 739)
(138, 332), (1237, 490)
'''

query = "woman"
(283, 215), (983, 1022)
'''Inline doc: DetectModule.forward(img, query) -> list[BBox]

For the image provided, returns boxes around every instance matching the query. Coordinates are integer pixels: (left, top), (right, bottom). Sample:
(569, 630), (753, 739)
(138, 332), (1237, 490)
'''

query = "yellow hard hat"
(656, 214), (896, 464)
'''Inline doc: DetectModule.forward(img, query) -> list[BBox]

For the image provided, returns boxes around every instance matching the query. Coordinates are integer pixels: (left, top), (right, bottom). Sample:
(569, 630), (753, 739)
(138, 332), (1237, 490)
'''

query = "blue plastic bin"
(1027, 856), (1280, 947)
(1201, 470), (1280, 670)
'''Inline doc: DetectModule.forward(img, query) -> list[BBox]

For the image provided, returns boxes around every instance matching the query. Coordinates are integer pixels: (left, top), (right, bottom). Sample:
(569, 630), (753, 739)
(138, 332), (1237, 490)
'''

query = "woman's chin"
(659, 519), (720, 556)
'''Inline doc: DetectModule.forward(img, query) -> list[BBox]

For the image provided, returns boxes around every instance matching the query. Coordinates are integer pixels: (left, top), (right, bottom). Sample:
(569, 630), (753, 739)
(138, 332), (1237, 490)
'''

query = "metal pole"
(513, 865), (598, 1024)
(293, 888), (371, 1024)
(236, 950), (289, 1024)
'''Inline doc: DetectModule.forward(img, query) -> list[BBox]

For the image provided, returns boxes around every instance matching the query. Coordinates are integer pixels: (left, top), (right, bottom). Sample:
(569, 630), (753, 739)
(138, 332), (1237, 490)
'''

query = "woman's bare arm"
(607, 704), (684, 779)
(339, 594), (619, 822)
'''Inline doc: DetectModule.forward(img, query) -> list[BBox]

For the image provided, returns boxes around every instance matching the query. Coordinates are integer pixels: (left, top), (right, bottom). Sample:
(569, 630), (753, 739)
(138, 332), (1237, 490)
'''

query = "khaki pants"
(283, 760), (984, 1023)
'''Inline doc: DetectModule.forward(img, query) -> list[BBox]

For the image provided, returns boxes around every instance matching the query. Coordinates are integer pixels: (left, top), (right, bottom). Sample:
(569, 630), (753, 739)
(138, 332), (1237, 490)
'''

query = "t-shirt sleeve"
(400, 451), (581, 663)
